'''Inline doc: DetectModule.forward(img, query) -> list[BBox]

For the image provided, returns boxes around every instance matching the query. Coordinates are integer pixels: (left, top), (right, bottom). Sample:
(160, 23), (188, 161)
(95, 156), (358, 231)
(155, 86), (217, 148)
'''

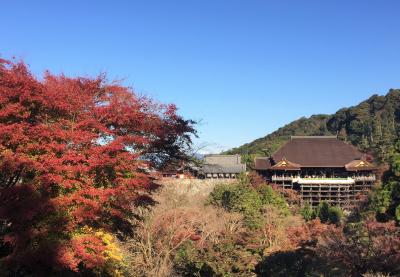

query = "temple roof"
(271, 158), (301, 170)
(202, 154), (246, 174)
(254, 157), (272, 170)
(345, 159), (376, 171)
(255, 136), (375, 170)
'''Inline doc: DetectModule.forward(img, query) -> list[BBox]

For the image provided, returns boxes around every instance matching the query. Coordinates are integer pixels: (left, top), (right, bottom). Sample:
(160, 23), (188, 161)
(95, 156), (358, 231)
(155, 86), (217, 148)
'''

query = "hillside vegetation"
(225, 89), (400, 166)
(123, 162), (400, 277)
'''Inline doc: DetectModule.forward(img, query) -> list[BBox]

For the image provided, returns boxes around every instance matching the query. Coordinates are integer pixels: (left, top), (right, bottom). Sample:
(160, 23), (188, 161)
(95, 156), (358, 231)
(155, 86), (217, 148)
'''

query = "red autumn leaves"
(0, 58), (195, 273)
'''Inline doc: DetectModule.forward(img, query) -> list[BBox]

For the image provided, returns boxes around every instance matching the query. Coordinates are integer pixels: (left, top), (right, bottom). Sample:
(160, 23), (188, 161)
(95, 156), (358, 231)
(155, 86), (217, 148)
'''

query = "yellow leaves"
(95, 230), (126, 276)
(78, 226), (126, 276)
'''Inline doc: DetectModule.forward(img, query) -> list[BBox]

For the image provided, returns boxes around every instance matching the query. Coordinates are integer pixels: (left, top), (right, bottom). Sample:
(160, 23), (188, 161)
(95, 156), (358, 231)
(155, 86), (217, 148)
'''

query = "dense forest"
(225, 90), (400, 167)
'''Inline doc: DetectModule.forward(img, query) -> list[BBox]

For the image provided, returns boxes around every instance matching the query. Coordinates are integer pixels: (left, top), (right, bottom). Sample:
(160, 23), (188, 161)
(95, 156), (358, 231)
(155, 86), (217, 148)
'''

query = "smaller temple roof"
(271, 158), (301, 170)
(202, 154), (246, 174)
(345, 159), (376, 171)
(254, 157), (272, 170)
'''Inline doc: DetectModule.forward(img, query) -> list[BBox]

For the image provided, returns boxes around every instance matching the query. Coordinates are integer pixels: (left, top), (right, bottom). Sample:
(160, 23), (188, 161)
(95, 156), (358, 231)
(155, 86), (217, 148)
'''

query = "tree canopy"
(0, 58), (195, 275)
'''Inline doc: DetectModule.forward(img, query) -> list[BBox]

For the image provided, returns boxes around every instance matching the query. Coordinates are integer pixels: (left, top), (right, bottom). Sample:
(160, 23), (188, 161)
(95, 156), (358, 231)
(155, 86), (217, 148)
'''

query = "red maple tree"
(0, 58), (195, 274)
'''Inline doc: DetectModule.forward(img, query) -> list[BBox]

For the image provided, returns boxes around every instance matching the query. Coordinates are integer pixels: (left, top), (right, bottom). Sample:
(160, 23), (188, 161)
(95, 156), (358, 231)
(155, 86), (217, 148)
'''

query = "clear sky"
(1, 1), (400, 153)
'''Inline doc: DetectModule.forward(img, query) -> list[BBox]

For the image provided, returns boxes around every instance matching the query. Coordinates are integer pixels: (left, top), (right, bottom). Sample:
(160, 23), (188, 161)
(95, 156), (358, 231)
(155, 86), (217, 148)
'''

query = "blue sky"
(1, 1), (400, 153)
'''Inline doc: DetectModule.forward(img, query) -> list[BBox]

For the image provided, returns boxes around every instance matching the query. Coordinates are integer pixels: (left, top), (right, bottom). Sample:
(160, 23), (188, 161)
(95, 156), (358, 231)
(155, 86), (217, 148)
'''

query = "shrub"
(247, 171), (266, 187)
(396, 205), (400, 222)
(315, 202), (331, 223)
(257, 184), (289, 215)
(208, 182), (291, 229)
(328, 206), (344, 225)
(174, 239), (258, 277)
(208, 183), (263, 228)
(208, 183), (235, 208)
(372, 186), (392, 214)
(300, 202), (314, 221)
(125, 183), (245, 277)
(314, 202), (344, 225)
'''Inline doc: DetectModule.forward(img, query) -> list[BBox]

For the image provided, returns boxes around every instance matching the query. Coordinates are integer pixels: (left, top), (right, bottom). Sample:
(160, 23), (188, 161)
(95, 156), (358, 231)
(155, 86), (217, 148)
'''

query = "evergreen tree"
(300, 202), (314, 221)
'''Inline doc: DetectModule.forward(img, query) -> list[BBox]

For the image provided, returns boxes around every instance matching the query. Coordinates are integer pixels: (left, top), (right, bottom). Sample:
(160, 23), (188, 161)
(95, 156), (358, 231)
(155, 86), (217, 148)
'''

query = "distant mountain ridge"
(225, 89), (400, 166)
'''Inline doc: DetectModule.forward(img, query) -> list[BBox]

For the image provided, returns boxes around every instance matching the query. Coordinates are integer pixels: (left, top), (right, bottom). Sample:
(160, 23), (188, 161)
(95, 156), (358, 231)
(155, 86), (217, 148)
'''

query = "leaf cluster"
(208, 180), (289, 229)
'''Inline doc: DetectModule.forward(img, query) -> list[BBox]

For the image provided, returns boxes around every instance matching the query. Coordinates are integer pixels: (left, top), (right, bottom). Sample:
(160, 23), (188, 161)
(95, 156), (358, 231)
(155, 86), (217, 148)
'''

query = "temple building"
(201, 154), (246, 179)
(255, 136), (376, 209)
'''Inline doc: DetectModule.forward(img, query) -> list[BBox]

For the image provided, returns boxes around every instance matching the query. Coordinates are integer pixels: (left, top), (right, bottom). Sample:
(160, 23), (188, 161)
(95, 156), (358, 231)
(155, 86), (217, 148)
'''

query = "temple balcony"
(272, 175), (376, 183)
(271, 175), (296, 181)
(293, 177), (355, 185)
(353, 176), (376, 181)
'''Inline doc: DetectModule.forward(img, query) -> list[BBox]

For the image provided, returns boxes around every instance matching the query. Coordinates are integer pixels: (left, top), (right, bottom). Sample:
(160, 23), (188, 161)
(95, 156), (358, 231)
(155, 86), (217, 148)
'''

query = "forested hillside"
(226, 89), (400, 166)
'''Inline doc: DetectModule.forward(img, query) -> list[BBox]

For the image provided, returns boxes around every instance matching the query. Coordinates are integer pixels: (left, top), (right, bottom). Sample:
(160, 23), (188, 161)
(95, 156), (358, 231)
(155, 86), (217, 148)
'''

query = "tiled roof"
(202, 154), (246, 174)
(345, 159), (376, 171)
(271, 158), (301, 170)
(271, 136), (364, 167)
(254, 157), (272, 170)
(255, 136), (375, 170)
(203, 154), (241, 166)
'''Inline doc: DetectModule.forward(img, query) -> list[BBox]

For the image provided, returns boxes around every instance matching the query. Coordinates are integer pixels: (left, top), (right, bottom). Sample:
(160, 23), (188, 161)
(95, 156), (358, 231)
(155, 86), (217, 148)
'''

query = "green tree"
(257, 184), (290, 215)
(371, 139), (400, 222)
(300, 202), (314, 221)
(208, 180), (290, 229)
(314, 202), (344, 225)
(328, 206), (344, 225)
(315, 202), (331, 223)
(209, 182), (263, 228)
(396, 205), (400, 222)
(371, 186), (392, 214)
